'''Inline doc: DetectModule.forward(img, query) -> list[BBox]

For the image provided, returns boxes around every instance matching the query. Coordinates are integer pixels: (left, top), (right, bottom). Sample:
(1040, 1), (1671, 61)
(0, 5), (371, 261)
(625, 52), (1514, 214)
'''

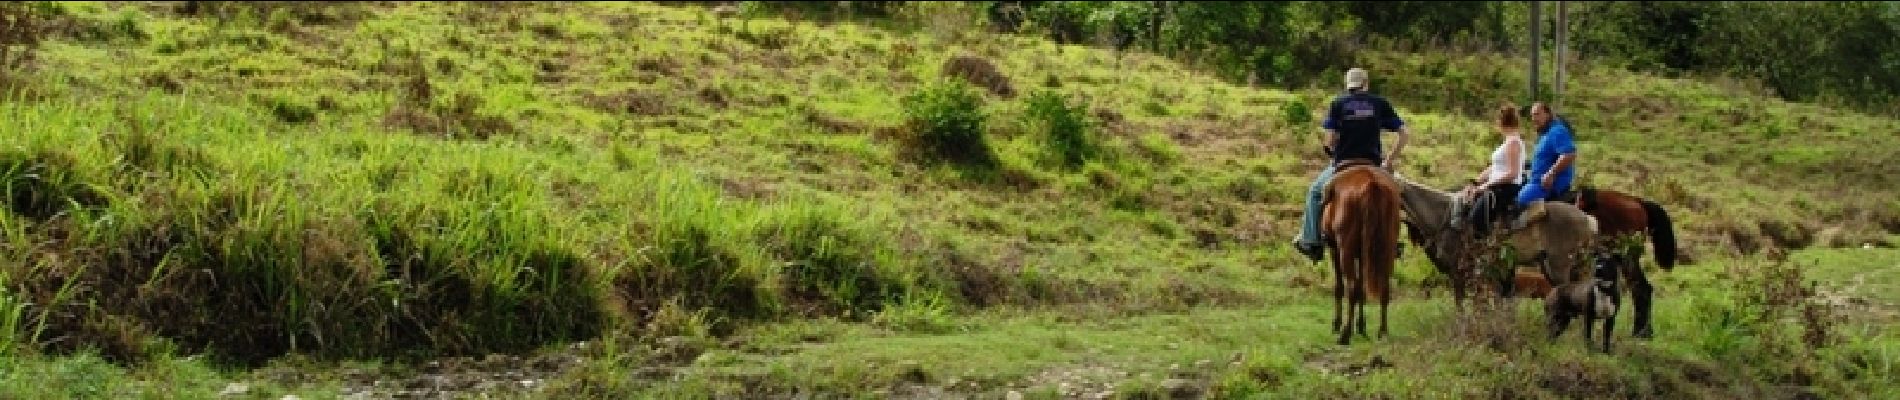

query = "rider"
(1292, 67), (1411, 263)
(1515, 101), (1578, 210)
(1453, 102), (1528, 233)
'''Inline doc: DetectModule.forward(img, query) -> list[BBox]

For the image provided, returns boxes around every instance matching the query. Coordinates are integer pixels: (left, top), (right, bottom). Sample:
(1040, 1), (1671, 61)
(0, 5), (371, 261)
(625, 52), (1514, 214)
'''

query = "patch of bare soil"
(1813, 269), (1900, 323)
(1303, 353), (1394, 379)
(251, 343), (591, 400)
(1016, 362), (1130, 399)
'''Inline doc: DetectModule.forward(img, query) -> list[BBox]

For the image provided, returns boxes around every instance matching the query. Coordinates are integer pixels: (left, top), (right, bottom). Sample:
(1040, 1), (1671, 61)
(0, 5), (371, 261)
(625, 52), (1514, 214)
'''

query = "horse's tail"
(1639, 199), (1678, 271)
(1363, 178), (1401, 304)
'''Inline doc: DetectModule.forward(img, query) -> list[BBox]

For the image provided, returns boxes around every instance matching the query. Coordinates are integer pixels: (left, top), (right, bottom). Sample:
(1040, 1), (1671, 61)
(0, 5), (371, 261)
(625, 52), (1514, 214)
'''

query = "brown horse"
(1322, 164), (1403, 346)
(1563, 187), (1679, 338)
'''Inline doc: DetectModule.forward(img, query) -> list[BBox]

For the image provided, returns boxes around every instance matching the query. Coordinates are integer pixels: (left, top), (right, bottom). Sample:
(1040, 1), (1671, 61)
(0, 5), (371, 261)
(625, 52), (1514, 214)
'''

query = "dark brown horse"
(1322, 164), (1403, 346)
(1563, 187), (1679, 339)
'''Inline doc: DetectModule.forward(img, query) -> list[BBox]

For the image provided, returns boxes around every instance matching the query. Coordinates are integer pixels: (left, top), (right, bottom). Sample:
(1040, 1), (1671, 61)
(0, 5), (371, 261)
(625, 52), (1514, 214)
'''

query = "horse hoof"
(1633, 329), (1654, 340)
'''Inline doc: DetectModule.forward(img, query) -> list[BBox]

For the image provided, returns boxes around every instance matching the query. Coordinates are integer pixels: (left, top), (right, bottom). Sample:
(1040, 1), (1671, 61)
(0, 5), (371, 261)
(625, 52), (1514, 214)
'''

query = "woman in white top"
(1453, 103), (1527, 235)
(1461, 103), (1527, 202)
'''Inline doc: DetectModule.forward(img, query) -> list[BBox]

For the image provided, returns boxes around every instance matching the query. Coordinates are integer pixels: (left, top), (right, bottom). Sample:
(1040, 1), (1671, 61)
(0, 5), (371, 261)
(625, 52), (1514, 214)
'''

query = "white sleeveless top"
(1481, 134), (1527, 185)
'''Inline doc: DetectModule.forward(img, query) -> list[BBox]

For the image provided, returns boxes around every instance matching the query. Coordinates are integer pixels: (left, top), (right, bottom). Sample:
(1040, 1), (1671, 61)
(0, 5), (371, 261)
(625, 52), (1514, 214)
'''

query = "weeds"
(1023, 89), (1096, 170)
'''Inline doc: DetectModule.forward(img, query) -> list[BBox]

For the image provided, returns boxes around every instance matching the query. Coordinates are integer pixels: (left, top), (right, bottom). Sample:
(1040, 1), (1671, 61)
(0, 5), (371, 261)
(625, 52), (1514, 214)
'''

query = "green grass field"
(2, 2), (1896, 398)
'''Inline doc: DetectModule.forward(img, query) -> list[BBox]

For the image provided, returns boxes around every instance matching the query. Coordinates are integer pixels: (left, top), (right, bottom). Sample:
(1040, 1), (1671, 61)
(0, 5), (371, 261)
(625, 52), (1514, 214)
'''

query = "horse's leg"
(1624, 255), (1656, 339)
(1452, 263), (1469, 312)
(1354, 267), (1369, 339)
(1338, 273), (1358, 346)
(1336, 236), (1356, 346)
(1331, 245), (1344, 334)
(1356, 260), (1371, 339)
(1377, 259), (1392, 339)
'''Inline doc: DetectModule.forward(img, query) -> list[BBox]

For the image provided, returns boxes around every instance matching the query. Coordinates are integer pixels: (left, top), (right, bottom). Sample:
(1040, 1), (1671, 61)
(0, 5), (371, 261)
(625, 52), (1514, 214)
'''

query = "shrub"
(1023, 89), (1096, 169)
(900, 78), (993, 165)
(1282, 98), (1312, 126)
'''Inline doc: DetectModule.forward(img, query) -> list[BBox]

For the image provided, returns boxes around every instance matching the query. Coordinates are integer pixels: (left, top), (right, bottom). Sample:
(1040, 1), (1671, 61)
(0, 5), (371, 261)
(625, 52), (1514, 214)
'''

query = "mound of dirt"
(942, 55), (1014, 98)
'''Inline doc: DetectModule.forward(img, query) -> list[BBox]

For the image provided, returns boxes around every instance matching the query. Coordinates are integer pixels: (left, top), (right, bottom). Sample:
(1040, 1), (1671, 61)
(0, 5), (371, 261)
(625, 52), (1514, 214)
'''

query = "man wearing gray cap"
(1292, 67), (1411, 263)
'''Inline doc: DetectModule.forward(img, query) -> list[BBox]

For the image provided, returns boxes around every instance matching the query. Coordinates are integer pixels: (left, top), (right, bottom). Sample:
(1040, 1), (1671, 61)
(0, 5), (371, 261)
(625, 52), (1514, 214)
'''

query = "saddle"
(1321, 158), (1387, 205)
(1331, 158), (1382, 174)
(1455, 183), (1521, 238)
(1463, 184), (1596, 236)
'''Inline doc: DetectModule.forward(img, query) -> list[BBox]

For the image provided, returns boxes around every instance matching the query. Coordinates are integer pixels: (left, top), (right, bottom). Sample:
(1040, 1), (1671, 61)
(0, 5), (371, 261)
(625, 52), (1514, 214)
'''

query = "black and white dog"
(1544, 248), (1624, 352)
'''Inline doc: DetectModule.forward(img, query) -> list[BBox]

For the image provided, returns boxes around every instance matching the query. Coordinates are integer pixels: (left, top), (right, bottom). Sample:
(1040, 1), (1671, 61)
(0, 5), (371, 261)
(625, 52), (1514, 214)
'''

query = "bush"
(754, 201), (914, 318)
(900, 78), (993, 165)
(1282, 98), (1312, 126)
(1023, 89), (1095, 169)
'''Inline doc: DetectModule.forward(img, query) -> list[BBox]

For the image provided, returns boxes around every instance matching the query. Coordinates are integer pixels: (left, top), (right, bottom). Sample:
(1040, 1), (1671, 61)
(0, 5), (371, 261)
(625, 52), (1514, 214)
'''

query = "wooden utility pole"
(1555, 1), (1566, 110)
(1529, 1), (1541, 105)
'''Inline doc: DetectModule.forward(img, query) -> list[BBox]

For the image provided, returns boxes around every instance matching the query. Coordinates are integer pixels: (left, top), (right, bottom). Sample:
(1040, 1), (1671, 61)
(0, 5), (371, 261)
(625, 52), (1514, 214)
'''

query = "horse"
(1505, 200), (1603, 289)
(1321, 163), (1403, 346)
(1558, 186), (1680, 338)
(1390, 175), (1596, 309)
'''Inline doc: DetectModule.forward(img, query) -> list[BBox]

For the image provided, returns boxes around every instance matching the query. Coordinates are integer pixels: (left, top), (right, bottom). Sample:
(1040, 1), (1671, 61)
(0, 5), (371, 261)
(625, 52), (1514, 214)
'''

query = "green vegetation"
(0, 1), (1895, 398)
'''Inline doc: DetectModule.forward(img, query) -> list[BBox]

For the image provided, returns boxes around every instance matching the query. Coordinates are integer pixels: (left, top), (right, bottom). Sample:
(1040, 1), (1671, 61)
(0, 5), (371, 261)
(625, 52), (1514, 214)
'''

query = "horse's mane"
(1390, 173), (1455, 199)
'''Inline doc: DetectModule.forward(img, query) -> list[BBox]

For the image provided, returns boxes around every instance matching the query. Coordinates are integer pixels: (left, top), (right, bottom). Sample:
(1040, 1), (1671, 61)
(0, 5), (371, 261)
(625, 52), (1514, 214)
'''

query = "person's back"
(1326, 90), (1401, 165)
(1293, 68), (1410, 262)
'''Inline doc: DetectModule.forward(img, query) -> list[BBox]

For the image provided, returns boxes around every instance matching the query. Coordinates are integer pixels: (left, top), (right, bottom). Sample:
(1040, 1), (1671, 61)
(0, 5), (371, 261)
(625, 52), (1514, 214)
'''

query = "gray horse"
(1391, 174), (1601, 307)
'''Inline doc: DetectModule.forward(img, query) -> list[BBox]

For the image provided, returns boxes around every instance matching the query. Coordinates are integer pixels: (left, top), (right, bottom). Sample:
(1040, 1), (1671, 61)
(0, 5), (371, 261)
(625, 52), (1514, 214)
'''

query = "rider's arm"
(1543, 128), (1578, 182)
(1381, 100), (1408, 166)
(1387, 127), (1409, 167)
(1547, 153), (1576, 181)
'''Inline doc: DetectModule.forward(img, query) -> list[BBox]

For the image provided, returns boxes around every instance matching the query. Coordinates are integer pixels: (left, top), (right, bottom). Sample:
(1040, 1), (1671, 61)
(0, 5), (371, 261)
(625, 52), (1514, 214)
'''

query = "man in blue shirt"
(1517, 102), (1577, 208)
(1292, 68), (1410, 263)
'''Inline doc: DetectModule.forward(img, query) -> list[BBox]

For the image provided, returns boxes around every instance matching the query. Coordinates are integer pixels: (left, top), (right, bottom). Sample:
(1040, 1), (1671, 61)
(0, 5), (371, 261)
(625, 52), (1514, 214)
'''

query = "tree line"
(749, 1), (1900, 116)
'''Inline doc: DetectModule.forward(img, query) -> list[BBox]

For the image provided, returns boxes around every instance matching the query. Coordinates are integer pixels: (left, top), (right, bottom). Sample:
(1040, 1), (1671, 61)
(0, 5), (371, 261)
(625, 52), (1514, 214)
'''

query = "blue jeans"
(1296, 165), (1338, 246)
(1515, 179), (1572, 208)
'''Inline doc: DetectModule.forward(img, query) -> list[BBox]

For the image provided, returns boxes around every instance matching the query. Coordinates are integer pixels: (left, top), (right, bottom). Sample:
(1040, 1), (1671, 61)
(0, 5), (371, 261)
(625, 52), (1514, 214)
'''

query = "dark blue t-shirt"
(1321, 90), (1405, 164)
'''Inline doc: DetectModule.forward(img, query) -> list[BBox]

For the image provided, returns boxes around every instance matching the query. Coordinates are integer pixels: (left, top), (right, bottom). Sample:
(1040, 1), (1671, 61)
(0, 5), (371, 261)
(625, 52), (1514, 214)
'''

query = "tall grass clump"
(753, 197), (936, 319)
(613, 168), (777, 334)
(0, 95), (612, 366)
(899, 78), (993, 166)
(1023, 89), (1096, 170)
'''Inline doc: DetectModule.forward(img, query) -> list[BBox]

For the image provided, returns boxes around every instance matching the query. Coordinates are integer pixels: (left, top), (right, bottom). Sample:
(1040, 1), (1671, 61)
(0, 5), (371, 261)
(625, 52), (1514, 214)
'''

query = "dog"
(1544, 248), (1624, 352)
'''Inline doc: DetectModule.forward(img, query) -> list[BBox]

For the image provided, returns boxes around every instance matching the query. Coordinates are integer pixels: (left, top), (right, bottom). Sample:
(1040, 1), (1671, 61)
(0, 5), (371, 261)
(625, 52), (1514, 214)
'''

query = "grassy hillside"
(2, 2), (1896, 398)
